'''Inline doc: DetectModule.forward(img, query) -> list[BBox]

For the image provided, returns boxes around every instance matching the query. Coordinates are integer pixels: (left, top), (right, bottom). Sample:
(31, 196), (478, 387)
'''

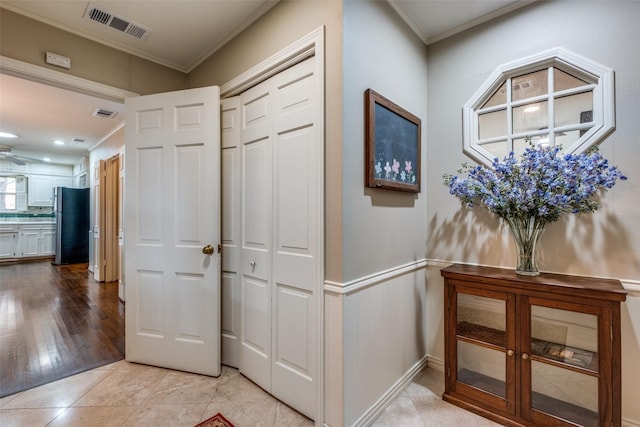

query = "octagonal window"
(462, 48), (615, 167)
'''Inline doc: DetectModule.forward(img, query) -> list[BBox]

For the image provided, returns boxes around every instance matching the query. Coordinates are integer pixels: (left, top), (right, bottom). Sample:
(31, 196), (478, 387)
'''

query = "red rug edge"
(194, 412), (234, 427)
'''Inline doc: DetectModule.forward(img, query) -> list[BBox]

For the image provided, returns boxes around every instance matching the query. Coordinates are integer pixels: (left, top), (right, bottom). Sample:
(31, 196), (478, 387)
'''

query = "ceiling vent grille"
(93, 108), (118, 119)
(83, 3), (151, 40)
(72, 138), (86, 144)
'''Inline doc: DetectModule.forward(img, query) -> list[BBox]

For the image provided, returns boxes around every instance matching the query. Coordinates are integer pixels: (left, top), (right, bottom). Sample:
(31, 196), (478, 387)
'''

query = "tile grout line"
(45, 361), (125, 426)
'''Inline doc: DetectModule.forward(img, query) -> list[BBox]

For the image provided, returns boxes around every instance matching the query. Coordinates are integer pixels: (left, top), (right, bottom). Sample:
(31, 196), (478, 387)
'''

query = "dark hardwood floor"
(0, 260), (124, 398)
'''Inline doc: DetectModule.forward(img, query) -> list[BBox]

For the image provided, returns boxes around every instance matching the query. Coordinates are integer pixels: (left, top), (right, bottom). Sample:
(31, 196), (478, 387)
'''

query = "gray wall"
(340, 1), (428, 425)
(425, 1), (640, 423)
(342, 1), (428, 282)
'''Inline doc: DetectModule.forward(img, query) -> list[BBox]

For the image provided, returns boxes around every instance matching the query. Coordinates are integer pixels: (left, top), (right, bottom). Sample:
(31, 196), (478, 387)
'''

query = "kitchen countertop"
(0, 220), (56, 225)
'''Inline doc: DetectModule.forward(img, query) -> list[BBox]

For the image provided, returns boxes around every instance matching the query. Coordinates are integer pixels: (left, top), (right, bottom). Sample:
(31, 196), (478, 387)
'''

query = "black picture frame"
(365, 89), (421, 193)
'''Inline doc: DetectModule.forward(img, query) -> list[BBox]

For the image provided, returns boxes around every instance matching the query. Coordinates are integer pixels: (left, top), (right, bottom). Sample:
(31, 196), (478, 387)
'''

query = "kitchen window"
(0, 175), (27, 211)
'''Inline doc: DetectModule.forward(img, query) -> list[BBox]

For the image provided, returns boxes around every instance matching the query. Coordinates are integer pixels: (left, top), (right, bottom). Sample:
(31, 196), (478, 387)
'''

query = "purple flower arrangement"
(444, 144), (627, 226)
(444, 143), (627, 274)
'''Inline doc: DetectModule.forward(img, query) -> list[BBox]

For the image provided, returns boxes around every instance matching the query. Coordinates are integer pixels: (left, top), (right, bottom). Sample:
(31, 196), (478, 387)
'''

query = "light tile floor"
(371, 367), (500, 427)
(0, 361), (499, 426)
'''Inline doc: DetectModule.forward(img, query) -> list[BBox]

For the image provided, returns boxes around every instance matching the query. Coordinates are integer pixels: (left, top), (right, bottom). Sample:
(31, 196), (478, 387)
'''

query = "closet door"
(221, 96), (242, 367)
(240, 80), (274, 390)
(239, 56), (320, 419)
(270, 57), (319, 418)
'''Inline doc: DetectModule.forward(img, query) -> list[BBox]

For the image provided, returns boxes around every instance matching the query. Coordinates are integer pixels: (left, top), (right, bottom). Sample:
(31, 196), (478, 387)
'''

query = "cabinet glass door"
(456, 292), (509, 400)
(528, 303), (599, 427)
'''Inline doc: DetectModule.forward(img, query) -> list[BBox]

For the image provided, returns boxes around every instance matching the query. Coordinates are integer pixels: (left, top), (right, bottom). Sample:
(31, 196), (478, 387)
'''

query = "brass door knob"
(507, 349), (514, 357)
(521, 353), (529, 360)
(202, 245), (214, 255)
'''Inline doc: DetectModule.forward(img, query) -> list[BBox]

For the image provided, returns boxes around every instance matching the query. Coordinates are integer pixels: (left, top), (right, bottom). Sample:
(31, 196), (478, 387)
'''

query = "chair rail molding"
(324, 259), (428, 296)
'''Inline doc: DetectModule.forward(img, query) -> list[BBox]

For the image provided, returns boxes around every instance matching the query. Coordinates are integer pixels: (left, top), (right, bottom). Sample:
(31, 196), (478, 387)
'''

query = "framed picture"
(365, 89), (421, 193)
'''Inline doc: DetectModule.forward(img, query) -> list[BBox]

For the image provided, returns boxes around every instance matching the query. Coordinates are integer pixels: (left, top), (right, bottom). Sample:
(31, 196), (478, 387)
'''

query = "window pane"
(531, 305), (598, 355)
(0, 177), (17, 191)
(513, 136), (536, 157)
(458, 293), (506, 333)
(478, 109), (507, 139)
(482, 140), (509, 160)
(513, 101), (548, 134)
(0, 177), (18, 211)
(531, 361), (599, 427)
(458, 342), (506, 398)
(1, 194), (16, 210)
(556, 130), (581, 148)
(512, 70), (548, 101)
(554, 68), (589, 92)
(483, 82), (506, 108)
(555, 92), (593, 127)
(456, 293), (508, 397)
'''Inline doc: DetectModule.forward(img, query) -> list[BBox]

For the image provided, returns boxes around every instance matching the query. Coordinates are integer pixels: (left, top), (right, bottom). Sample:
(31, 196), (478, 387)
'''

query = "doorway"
(99, 154), (120, 284)
(0, 60), (131, 396)
(1, 26), (326, 418)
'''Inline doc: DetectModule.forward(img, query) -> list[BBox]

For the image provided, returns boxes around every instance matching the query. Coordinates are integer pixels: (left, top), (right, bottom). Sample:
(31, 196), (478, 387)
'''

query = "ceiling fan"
(0, 145), (42, 166)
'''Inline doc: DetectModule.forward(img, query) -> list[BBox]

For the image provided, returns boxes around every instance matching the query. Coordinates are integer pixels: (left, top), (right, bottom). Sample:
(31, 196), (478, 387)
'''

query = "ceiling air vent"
(72, 138), (86, 144)
(93, 108), (118, 119)
(83, 3), (151, 40)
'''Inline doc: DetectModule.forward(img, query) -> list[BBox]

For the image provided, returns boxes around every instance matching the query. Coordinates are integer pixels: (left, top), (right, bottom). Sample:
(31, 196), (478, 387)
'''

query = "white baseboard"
(624, 417), (640, 427)
(426, 355), (444, 372)
(351, 355), (428, 427)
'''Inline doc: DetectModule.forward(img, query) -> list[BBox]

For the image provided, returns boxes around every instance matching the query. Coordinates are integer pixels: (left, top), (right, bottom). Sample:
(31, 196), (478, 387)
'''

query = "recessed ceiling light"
(54, 140), (65, 145)
(0, 131), (19, 138)
(43, 157), (51, 162)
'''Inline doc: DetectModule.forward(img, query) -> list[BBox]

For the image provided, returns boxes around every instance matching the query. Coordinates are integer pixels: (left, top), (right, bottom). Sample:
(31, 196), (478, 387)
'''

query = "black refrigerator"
(53, 187), (90, 265)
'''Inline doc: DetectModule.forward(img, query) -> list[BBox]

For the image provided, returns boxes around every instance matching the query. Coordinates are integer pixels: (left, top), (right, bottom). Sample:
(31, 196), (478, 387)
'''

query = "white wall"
(330, 1), (429, 425)
(425, 1), (640, 424)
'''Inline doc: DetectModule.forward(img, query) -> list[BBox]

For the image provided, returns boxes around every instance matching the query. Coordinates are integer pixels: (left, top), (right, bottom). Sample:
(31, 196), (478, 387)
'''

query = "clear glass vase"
(505, 216), (546, 276)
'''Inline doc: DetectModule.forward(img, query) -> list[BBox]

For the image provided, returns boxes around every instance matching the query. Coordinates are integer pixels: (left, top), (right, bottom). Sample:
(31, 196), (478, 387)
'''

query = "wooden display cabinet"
(441, 264), (627, 427)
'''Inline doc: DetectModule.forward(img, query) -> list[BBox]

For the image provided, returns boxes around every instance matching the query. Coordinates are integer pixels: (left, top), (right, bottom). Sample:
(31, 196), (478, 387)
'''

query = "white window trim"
(463, 47), (615, 167)
(0, 175), (27, 212)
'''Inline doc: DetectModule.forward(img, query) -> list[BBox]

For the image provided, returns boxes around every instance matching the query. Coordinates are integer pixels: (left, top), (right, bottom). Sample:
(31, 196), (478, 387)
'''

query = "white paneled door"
(124, 87), (221, 376)
(220, 96), (242, 368)
(240, 57), (320, 419)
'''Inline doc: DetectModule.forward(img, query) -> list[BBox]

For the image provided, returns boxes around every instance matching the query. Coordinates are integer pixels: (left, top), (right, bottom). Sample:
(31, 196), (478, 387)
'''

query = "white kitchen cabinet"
(28, 174), (74, 207)
(0, 226), (19, 258)
(28, 175), (54, 206)
(10, 223), (58, 258)
(42, 225), (56, 256)
(0, 223), (57, 259)
(20, 224), (41, 256)
(0, 159), (27, 173)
